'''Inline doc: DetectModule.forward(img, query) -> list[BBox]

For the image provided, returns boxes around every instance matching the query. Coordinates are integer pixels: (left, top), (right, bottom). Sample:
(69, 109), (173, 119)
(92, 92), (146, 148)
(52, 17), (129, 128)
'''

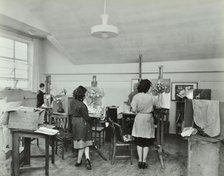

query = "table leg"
(45, 136), (49, 176)
(24, 138), (31, 165)
(51, 136), (55, 164)
(12, 132), (20, 176)
(161, 120), (164, 146)
(157, 120), (161, 145)
(94, 119), (97, 146)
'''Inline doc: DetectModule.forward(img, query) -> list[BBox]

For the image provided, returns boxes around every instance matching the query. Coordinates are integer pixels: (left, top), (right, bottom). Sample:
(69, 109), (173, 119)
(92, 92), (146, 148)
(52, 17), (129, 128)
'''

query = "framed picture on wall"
(171, 82), (198, 101)
(131, 79), (139, 92)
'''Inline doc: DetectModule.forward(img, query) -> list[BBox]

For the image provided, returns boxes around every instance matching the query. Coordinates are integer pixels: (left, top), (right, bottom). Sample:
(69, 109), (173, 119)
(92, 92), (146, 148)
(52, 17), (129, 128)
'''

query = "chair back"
(50, 114), (69, 130)
(108, 118), (124, 143)
(113, 122), (125, 142)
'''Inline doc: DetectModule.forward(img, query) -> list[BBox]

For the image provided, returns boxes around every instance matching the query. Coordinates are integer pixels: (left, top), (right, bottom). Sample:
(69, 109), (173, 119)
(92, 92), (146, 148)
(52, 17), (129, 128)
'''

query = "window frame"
(0, 33), (33, 90)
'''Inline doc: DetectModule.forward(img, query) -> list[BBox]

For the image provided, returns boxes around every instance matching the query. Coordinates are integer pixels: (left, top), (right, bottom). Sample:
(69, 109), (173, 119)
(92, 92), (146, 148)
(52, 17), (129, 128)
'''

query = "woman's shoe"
(142, 162), (148, 169)
(75, 160), (82, 167)
(85, 159), (92, 170)
(138, 162), (143, 169)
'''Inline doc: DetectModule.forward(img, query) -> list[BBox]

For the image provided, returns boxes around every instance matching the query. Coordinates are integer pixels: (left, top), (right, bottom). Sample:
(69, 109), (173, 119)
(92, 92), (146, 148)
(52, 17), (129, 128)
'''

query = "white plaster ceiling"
(0, 0), (224, 65)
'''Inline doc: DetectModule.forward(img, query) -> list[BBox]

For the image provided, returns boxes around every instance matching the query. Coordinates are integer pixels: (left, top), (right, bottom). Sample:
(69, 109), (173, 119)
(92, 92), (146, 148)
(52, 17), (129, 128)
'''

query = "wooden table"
(11, 129), (56, 176)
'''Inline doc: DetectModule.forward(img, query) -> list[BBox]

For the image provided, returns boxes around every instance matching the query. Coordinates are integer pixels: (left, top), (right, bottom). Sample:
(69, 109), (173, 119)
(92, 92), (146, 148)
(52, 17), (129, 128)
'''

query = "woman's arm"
(130, 96), (137, 113)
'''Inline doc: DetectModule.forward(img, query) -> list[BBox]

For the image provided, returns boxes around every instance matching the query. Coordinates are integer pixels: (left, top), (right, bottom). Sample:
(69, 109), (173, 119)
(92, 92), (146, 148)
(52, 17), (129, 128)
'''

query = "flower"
(151, 81), (168, 95)
(53, 95), (64, 105)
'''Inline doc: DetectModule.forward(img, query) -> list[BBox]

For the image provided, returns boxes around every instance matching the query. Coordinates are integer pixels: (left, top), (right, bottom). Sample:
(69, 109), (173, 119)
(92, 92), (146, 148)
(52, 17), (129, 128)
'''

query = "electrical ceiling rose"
(91, 0), (118, 39)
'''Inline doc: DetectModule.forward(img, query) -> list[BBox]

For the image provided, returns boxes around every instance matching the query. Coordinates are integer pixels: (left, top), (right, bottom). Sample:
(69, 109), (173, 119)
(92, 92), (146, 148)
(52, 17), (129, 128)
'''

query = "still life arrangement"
(54, 95), (65, 113)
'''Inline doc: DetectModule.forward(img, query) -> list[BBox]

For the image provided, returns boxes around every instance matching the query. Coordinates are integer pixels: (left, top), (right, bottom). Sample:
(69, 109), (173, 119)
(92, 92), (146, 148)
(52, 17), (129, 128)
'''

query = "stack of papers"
(39, 124), (56, 129)
(35, 127), (58, 136)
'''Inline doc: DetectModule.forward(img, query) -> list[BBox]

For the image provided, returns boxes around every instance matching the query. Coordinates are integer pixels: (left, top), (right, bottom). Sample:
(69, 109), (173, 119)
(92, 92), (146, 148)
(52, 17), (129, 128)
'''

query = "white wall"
(43, 40), (224, 133)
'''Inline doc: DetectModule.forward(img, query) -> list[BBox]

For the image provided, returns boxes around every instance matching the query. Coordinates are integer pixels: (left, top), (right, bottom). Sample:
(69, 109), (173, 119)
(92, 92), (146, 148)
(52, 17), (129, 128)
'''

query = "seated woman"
(69, 86), (93, 170)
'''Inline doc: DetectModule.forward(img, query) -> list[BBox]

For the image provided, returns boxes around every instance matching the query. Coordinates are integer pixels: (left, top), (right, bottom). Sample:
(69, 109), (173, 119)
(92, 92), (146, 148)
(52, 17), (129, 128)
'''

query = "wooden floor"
(20, 134), (187, 176)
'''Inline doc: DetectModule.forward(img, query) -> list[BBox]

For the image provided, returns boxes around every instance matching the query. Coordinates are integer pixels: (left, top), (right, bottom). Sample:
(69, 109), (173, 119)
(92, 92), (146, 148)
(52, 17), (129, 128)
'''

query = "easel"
(153, 108), (169, 169)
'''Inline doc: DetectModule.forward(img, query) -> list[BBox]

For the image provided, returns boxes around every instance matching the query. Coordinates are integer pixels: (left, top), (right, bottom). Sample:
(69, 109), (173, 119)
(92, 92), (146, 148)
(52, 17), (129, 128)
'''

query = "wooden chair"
(50, 113), (73, 159)
(92, 119), (106, 148)
(108, 118), (133, 164)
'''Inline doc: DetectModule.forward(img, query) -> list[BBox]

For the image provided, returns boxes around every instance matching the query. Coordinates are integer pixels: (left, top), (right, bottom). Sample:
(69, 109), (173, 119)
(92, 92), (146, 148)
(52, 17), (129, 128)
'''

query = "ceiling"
(0, 0), (224, 65)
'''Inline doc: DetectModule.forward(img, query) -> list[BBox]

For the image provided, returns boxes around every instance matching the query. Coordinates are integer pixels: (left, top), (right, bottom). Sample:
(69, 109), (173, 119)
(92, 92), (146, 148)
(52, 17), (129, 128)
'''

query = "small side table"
(11, 129), (56, 176)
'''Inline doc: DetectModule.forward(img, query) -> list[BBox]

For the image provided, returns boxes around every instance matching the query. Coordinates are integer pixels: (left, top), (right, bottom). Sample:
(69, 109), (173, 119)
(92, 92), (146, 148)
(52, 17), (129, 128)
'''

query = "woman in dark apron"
(70, 86), (93, 170)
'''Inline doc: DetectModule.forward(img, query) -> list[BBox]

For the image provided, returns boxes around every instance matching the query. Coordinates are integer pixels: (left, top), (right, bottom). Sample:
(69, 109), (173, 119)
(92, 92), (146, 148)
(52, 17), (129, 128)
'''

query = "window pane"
(0, 47), (13, 58)
(15, 41), (27, 60)
(0, 36), (31, 90)
(0, 79), (14, 88)
(16, 80), (28, 89)
(0, 68), (14, 78)
(15, 69), (28, 79)
(15, 41), (27, 51)
(0, 36), (13, 58)
(15, 50), (27, 60)
(15, 60), (28, 70)
(0, 36), (13, 49)
(0, 57), (14, 68)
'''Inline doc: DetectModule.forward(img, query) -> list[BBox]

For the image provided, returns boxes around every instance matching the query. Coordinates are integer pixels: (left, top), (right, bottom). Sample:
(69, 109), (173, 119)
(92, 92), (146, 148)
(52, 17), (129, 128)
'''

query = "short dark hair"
(137, 79), (152, 93)
(73, 86), (87, 101)
(39, 83), (45, 88)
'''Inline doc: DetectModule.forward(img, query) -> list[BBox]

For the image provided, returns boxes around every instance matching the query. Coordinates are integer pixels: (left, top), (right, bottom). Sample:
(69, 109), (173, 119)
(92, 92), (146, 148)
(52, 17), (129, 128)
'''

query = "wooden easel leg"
(157, 146), (165, 169)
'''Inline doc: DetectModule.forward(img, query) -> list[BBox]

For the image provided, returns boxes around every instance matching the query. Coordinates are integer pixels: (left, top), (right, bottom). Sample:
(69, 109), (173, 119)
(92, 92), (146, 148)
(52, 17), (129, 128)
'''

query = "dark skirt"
(72, 117), (92, 141)
(134, 137), (154, 147)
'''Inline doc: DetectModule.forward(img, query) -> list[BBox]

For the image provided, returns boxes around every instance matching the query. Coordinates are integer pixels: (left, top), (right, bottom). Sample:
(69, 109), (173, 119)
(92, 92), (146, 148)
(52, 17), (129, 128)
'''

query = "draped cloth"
(192, 100), (220, 137)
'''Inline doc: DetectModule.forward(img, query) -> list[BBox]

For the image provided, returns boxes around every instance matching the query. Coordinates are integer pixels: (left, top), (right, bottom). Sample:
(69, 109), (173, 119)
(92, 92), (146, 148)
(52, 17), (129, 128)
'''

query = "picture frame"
(171, 82), (198, 101)
(131, 79), (139, 92)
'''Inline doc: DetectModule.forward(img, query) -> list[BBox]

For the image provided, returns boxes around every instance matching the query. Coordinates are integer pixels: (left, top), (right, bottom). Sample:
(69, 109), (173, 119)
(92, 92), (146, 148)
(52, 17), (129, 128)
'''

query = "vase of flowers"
(57, 102), (64, 113)
(55, 96), (64, 113)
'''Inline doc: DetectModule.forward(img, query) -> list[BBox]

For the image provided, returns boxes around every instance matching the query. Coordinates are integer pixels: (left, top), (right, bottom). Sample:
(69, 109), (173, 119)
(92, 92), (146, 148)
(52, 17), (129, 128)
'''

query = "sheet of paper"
(35, 127), (58, 136)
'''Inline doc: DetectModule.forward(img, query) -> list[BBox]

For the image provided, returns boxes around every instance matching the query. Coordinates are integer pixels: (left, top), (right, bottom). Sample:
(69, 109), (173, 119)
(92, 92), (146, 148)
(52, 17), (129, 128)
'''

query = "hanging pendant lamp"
(91, 0), (119, 39)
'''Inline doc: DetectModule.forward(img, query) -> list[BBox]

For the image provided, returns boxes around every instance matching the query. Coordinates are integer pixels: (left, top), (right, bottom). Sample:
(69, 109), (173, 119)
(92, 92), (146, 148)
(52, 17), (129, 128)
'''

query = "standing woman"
(131, 79), (157, 169)
(70, 86), (93, 170)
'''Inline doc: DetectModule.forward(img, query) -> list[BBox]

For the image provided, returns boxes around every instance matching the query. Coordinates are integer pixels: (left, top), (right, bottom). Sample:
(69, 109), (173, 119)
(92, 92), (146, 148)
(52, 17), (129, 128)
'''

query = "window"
(0, 35), (32, 89)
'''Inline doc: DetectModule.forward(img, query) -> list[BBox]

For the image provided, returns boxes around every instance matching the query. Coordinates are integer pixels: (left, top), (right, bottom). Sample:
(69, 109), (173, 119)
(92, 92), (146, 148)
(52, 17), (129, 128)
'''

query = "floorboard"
(20, 134), (187, 176)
